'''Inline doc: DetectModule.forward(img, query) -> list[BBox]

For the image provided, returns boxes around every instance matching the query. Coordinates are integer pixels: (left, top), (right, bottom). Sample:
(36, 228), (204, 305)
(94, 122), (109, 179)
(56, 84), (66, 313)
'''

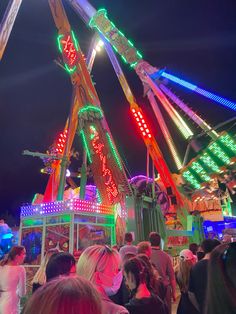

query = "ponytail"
(0, 254), (9, 266)
(0, 245), (25, 266)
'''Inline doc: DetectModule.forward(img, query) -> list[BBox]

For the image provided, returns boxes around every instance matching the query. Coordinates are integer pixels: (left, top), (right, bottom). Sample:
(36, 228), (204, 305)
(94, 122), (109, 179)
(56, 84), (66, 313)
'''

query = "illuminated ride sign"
(57, 31), (79, 74)
(89, 125), (119, 203)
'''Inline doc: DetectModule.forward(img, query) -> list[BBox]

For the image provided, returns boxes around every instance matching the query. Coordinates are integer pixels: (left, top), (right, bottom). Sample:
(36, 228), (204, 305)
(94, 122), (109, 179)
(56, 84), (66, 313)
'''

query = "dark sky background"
(0, 0), (236, 225)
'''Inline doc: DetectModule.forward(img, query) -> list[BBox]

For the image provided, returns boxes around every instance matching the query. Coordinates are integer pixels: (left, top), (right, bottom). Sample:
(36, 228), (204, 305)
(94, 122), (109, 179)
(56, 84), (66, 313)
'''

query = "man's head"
(189, 243), (199, 255)
(201, 239), (221, 255)
(46, 252), (76, 281)
(124, 232), (133, 244)
(149, 232), (161, 247)
(137, 241), (151, 258)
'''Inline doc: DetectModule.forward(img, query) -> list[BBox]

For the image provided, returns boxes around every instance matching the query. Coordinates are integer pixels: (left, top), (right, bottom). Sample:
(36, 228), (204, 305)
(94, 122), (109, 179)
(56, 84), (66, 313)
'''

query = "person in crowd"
(0, 245), (26, 314)
(149, 232), (176, 314)
(110, 253), (135, 306)
(77, 245), (129, 314)
(189, 243), (198, 262)
(119, 232), (137, 262)
(196, 246), (205, 262)
(188, 239), (220, 314)
(31, 248), (59, 292)
(175, 249), (198, 314)
(22, 276), (102, 314)
(137, 253), (166, 301)
(123, 256), (168, 314)
(205, 242), (236, 314)
(46, 252), (76, 281)
(137, 241), (152, 258)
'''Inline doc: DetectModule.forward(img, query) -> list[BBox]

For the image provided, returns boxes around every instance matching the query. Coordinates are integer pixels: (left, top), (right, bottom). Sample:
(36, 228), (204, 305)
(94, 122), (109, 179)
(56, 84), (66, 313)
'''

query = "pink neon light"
(20, 199), (114, 217)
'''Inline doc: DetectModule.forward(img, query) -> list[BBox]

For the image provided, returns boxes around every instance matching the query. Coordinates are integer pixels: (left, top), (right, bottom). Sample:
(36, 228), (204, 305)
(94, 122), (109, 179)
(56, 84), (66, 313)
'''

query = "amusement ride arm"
(66, 0), (186, 215)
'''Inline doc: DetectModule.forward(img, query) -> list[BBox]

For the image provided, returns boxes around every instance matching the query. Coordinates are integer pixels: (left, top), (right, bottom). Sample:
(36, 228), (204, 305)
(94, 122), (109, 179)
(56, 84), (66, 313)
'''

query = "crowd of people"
(0, 232), (235, 314)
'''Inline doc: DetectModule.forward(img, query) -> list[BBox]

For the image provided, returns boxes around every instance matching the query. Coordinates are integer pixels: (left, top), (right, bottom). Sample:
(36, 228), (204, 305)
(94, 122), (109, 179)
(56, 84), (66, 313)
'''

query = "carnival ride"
(1, 0), (236, 262)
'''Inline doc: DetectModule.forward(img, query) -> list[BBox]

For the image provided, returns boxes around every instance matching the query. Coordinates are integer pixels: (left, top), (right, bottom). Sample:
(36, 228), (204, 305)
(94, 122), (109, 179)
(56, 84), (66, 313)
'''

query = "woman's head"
(179, 249), (195, 263)
(0, 245), (26, 266)
(206, 242), (236, 314)
(176, 250), (195, 293)
(22, 276), (102, 314)
(123, 256), (149, 293)
(136, 254), (158, 290)
(77, 245), (121, 288)
(46, 252), (76, 281)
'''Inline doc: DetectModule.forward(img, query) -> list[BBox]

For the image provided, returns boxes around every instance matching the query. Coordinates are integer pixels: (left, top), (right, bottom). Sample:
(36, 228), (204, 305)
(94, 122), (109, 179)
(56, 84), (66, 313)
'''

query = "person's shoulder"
(156, 249), (172, 260)
(126, 296), (167, 313)
(194, 259), (208, 268)
(106, 302), (128, 314)
(192, 259), (208, 273)
(102, 295), (129, 314)
(119, 245), (127, 252)
(17, 265), (26, 273)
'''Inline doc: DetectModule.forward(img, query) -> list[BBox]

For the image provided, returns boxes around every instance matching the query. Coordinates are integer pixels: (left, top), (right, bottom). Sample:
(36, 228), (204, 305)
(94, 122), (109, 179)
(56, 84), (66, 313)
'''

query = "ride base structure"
(20, 199), (115, 266)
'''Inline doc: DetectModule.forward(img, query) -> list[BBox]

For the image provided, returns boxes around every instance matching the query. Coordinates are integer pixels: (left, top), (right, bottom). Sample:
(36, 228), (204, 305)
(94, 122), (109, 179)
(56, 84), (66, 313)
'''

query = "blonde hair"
(22, 276), (102, 314)
(176, 258), (195, 293)
(32, 249), (59, 285)
(137, 241), (151, 255)
(77, 245), (121, 284)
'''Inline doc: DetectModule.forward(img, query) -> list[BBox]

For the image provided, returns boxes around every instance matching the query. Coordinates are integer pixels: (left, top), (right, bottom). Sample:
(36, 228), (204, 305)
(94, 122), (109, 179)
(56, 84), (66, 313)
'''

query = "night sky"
(0, 0), (236, 225)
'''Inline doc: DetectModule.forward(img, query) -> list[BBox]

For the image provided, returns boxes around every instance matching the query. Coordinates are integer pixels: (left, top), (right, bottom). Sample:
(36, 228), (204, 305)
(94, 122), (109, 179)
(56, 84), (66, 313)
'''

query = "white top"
(0, 265), (26, 314)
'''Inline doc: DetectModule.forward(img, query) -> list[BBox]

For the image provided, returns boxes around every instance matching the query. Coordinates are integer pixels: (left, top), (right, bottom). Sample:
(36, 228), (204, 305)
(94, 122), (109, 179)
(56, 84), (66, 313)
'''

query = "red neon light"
(56, 129), (68, 153)
(90, 126), (119, 203)
(131, 108), (152, 139)
(61, 35), (78, 67)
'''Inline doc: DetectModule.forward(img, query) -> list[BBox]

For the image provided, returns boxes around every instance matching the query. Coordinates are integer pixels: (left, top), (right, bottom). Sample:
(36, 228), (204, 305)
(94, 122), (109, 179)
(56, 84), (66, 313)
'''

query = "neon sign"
(90, 125), (119, 203)
(57, 31), (79, 74)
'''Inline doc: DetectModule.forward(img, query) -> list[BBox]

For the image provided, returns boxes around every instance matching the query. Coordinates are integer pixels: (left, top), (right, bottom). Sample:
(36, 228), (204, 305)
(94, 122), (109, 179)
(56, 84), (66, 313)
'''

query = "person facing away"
(149, 232), (176, 314)
(137, 241), (166, 301)
(77, 245), (128, 314)
(31, 248), (59, 293)
(119, 232), (138, 262)
(188, 238), (221, 314)
(22, 276), (102, 314)
(189, 243), (199, 263)
(123, 256), (168, 314)
(46, 252), (77, 282)
(175, 249), (198, 314)
(0, 245), (26, 314)
(205, 242), (236, 314)
(109, 252), (136, 306)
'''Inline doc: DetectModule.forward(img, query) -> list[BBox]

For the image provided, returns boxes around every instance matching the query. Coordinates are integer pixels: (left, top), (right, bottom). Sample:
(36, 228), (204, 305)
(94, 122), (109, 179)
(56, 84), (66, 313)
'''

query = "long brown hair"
(22, 276), (102, 314)
(0, 245), (25, 266)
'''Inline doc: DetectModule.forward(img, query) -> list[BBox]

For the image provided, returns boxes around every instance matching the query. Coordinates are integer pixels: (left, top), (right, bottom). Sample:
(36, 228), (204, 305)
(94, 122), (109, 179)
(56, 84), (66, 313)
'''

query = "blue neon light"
(160, 72), (197, 90)
(160, 71), (236, 111)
